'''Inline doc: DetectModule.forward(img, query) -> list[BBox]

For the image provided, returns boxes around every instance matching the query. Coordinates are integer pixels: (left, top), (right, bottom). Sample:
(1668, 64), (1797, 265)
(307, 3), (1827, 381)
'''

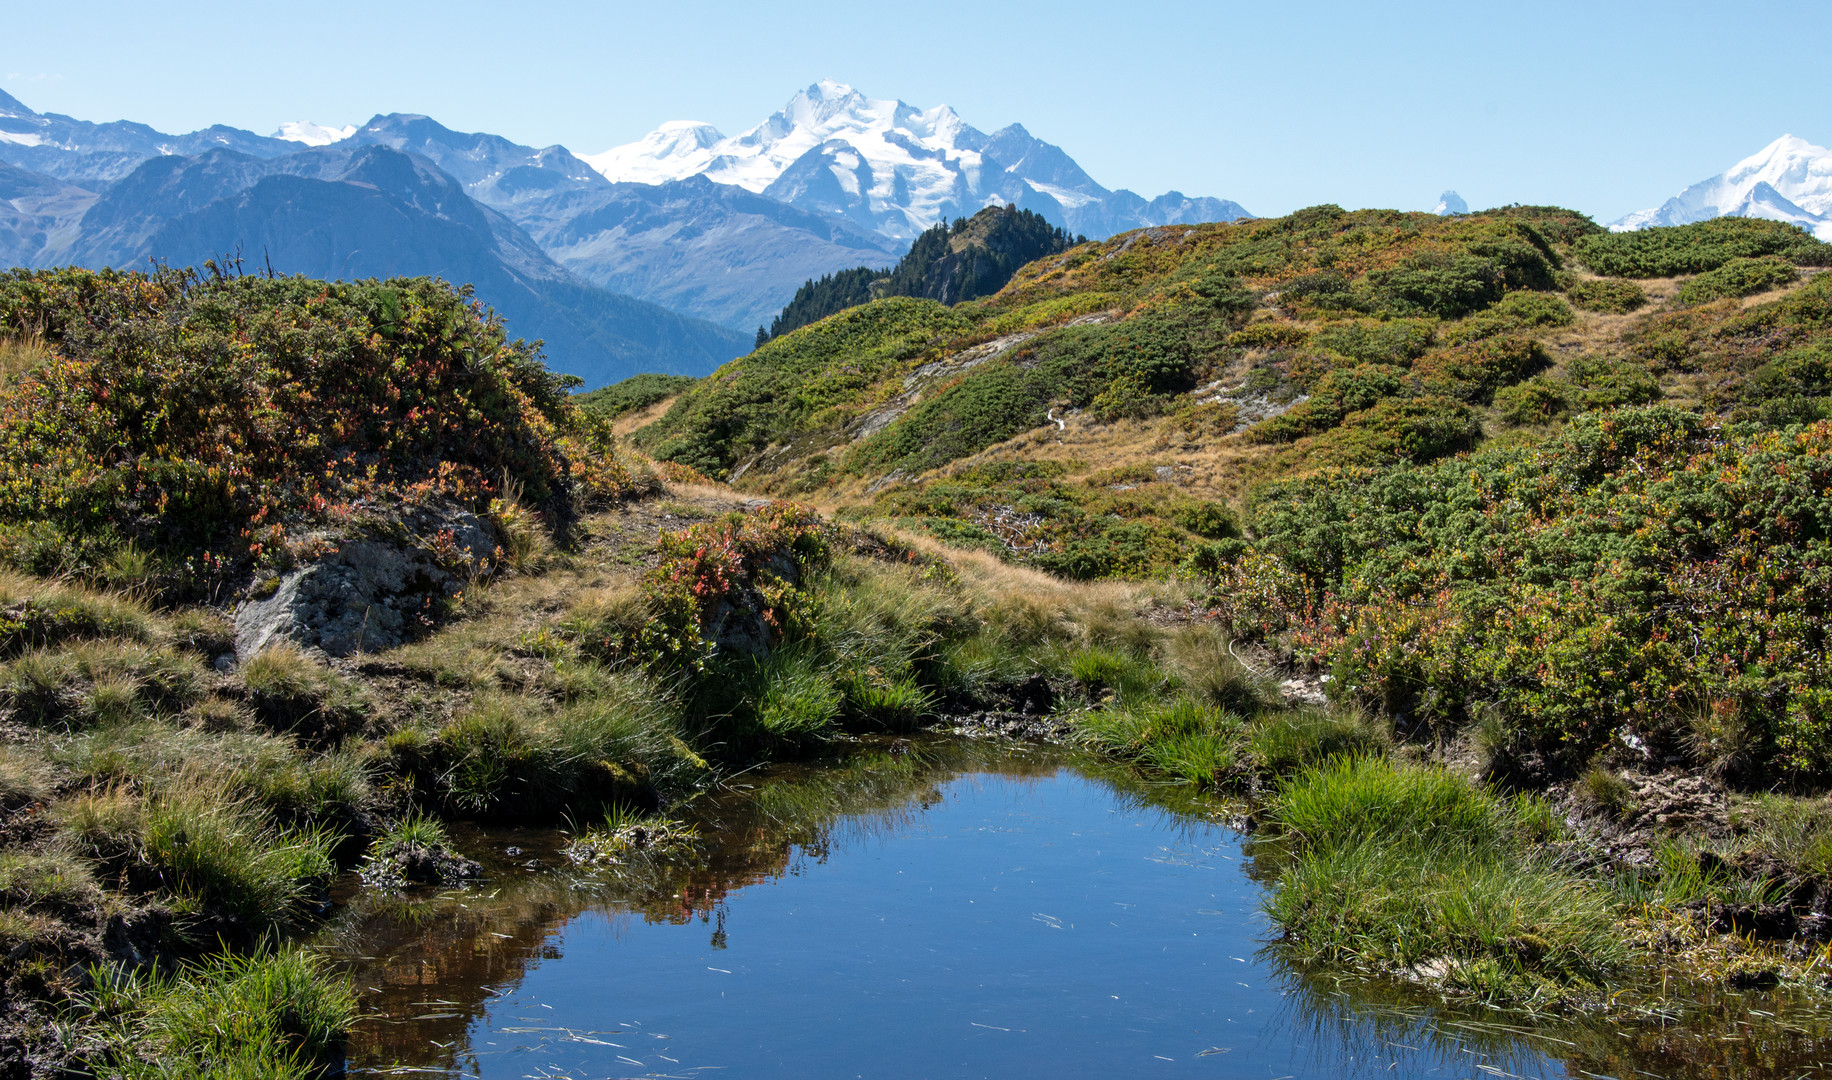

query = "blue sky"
(5, 0), (1825, 220)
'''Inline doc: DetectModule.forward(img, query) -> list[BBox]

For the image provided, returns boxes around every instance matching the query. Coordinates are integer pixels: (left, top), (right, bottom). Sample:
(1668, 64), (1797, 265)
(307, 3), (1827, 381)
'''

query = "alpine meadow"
(4, 33), (1832, 1078)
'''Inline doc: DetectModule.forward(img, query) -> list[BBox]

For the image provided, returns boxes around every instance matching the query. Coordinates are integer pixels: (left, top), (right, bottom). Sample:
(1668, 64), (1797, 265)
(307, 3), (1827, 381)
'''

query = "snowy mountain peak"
(586, 80), (997, 237)
(273, 121), (357, 147)
(583, 80), (1251, 242)
(581, 120), (726, 186)
(1612, 133), (1832, 241)
(1434, 190), (1468, 216)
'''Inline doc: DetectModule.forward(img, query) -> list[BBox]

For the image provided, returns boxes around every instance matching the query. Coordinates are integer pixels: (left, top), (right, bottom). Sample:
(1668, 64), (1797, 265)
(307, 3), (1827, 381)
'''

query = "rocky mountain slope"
(0, 96), (750, 385)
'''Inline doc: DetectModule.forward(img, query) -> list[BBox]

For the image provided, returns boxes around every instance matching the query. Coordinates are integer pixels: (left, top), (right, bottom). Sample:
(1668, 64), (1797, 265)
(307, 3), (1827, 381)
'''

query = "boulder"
(234, 503), (496, 661)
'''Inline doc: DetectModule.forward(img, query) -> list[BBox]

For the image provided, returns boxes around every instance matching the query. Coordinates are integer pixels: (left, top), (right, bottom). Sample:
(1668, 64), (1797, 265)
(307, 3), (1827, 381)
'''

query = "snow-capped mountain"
(272, 121), (357, 147)
(584, 121), (727, 186)
(585, 79), (1250, 241)
(1612, 134), (1832, 241)
(0, 87), (295, 185)
(1433, 190), (1467, 216)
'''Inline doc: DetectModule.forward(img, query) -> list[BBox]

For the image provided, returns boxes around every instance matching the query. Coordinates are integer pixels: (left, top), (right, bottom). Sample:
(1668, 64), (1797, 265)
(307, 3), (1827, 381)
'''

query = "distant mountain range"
(0, 80), (1254, 380)
(583, 80), (1252, 244)
(0, 89), (748, 386)
(1612, 134), (1832, 241)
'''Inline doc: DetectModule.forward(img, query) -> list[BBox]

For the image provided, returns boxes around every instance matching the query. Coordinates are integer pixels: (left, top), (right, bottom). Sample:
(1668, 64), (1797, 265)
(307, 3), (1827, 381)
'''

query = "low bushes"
(1292, 394), (1482, 467)
(0, 268), (625, 600)
(1218, 405), (1832, 778)
(1493, 355), (1662, 426)
(1572, 217), (1832, 277)
(1567, 277), (1647, 313)
(1675, 255), (1799, 305)
(1408, 335), (1549, 403)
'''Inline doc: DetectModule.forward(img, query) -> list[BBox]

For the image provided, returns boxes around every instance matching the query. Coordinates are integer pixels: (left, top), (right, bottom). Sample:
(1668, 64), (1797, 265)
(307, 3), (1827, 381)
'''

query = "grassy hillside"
(636, 208), (1832, 576)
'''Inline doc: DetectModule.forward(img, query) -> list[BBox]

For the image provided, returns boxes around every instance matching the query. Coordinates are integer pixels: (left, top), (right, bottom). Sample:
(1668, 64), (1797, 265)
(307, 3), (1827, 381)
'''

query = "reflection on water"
(317, 737), (1832, 1078)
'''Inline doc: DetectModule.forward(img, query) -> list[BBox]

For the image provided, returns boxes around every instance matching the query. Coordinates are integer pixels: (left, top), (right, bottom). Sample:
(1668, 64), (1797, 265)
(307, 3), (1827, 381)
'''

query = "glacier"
(1612, 134), (1832, 242)
(273, 121), (358, 147)
(584, 79), (1249, 242)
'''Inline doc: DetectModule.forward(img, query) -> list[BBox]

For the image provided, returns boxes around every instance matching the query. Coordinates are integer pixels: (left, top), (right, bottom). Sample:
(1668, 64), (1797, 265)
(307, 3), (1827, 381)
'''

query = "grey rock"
(234, 504), (497, 661)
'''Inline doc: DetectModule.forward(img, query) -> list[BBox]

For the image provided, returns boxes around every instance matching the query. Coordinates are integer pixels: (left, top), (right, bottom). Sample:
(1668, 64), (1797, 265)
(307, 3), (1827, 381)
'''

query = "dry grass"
(0, 334), (50, 385)
(612, 395), (681, 439)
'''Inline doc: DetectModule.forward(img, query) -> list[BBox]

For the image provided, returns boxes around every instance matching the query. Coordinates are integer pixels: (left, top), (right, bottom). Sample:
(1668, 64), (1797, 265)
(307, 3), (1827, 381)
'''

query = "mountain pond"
(317, 736), (1832, 1078)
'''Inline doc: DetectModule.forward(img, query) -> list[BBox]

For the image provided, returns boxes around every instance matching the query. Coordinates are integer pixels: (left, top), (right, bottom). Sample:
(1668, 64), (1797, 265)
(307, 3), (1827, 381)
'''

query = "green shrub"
(1223, 405), (1832, 777)
(1494, 377), (1570, 426)
(1368, 237), (1557, 319)
(1252, 364), (1407, 442)
(1033, 519), (1190, 580)
(1562, 354), (1663, 410)
(0, 269), (615, 601)
(1229, 322), (1311, 349)
(1409, 335), (1549, 402)
(1169, 500), (1239, 539)
(1675, 255), (1799, 305)
(1495, 356), (1661, 425)
(1567, 277), (1647, 313)
(1309, 319), (1436, 366)
(1572, 217), (1832, 277)
(1734, 342), (1832, 424)
(1297, 394), (1482, 466)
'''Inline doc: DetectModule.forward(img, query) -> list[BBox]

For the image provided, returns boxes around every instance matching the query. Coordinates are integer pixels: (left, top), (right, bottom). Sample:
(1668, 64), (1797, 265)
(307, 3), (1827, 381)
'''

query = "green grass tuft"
(1263, 757), (1626, 1001)
(77, 947), (353, 1078)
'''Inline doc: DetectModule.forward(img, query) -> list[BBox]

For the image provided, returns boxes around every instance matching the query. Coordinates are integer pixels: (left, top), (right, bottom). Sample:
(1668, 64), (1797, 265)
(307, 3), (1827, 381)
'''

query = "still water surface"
(320, 738), (1832, 1079)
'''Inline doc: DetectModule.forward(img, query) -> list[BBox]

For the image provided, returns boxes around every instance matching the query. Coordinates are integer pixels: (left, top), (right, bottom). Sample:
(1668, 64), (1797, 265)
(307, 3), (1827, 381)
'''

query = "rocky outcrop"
(234, 503), (497, 662)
